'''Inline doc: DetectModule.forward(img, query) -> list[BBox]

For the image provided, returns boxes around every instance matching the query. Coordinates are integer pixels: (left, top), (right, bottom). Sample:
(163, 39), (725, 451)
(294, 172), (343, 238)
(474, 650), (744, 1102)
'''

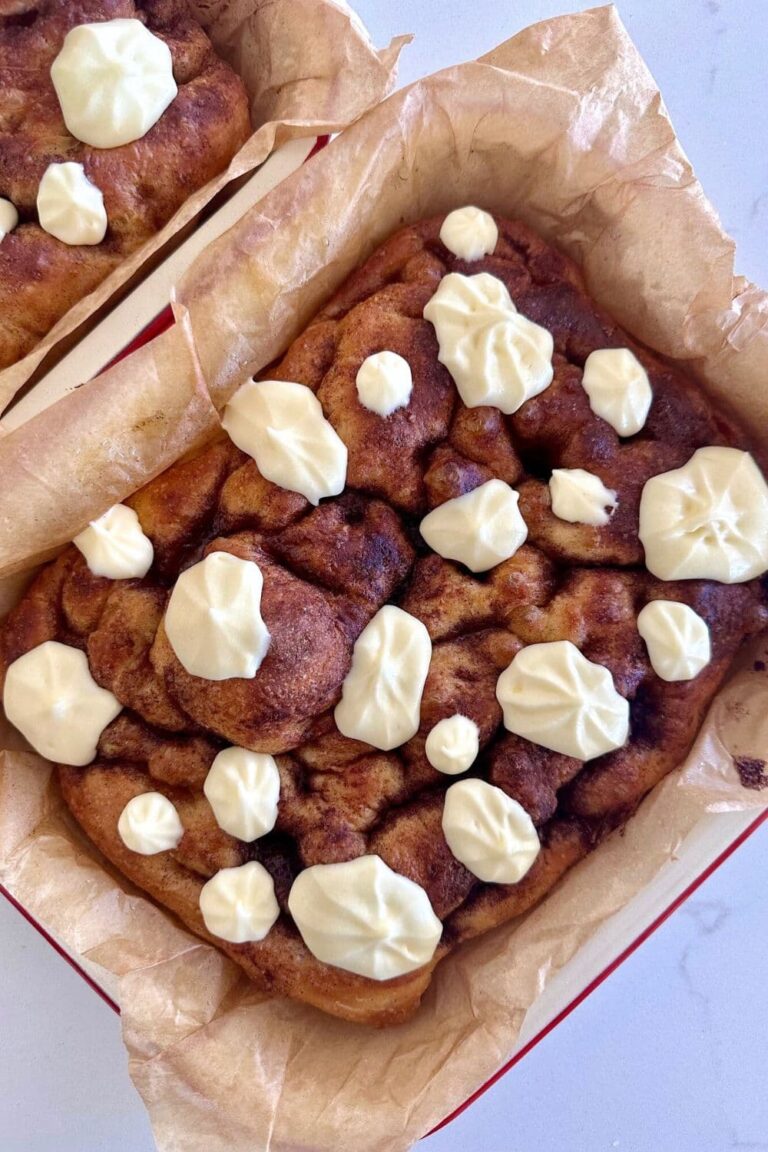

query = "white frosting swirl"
(496, 640), (629, 761)
(581, 348), (653, 436)
(0, 197), (18, 241)
(164, 552), (271, 681)
(423, 272), (554, 414)
(117, 792), (184, 855)
(439, 206), (498, 261)
(51, 19), (177, 149)
(441, 779), (540, 883)
(287, 854), (442, 980)
(639, 447), (768, 583)
(549, 468), (618, 526)
(425, 714), (479, 775)
(222, 379), (347, 506)
(419, 479), (528, 573)
(203, 747), (280, 842)
(73, 503), (153, 579)
(199, 862), (280, 944)
(37, 162), (107, 246)
(3, 641), (121, 766)
(356, 351), (413, 416)
(334, 605), (432, 751)
(637, 600), (711, 682)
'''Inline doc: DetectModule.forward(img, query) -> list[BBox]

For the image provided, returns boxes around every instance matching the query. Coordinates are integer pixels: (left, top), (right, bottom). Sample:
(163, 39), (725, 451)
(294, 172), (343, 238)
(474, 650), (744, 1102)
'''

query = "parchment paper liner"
(0, 0), (408, 414)
(1, 7), (767, 1151)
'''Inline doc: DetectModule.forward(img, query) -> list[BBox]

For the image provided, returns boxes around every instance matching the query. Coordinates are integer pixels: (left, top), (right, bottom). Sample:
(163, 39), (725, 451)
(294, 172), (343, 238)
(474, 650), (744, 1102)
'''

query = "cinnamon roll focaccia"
(0, 0), (251, 369)
(3, 210), (767, 1026)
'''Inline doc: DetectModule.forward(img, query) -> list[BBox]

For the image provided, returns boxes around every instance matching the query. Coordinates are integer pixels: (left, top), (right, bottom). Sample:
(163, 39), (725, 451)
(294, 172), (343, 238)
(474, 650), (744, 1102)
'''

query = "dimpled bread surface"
(0, 0), (251, 369)
(2, 214), (767, 1026)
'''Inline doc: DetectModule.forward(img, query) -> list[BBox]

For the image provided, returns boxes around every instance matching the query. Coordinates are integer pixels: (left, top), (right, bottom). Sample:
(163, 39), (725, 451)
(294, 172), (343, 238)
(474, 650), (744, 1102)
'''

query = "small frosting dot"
(356, 351), (413, 416)
(118, 792), (184, 855)
(549, 468), (618, 527)
(440, 206), (498, 261)
(203, 746), (280, 842)
(0, 197), (18, 241)
(37, 162), (107, 246)
(425, 714), (479, 775)
(581, 348), (652, 436)
(73, 503), (153, 579)
(199, 861), (280, 944)
(637, 600), (711, 682)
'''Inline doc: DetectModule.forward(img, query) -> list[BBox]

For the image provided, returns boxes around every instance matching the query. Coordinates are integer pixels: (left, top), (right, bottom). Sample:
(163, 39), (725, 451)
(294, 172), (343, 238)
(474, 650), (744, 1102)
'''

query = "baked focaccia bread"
(3, 209), (768, 1026)
(0, 0), (251, 369)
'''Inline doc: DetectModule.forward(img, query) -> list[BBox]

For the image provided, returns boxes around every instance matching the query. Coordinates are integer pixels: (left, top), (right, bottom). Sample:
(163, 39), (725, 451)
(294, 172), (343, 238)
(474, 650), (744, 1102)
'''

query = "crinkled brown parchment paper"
(1, 7), (768, 1152)
(0, 0), (408, 415)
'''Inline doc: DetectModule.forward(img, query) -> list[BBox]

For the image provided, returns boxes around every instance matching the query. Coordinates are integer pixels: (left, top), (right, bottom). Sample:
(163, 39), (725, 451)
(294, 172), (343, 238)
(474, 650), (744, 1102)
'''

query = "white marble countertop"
(2, 2), (767, 1150)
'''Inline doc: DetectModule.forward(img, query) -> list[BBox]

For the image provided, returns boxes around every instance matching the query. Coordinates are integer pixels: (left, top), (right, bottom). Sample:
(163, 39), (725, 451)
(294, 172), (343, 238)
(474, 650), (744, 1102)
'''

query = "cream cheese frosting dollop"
(496, 639), (629, 760)
(425, 714), (480, 775)
(549, 468), (618, 526)
(637, 600), (711, 682)
(356, 351), (413, 416)
(199, 862), (280, 944)
(222, 379), (347, 506)
(3, 641), (121, 766)
(334, 605), (432, 751)
(37, 162), (107, 246)
(73, 503), (154, 579)
(419, 479), (528, 572)
(287, 854), (442, 980)
(51, 18), (177, 149)
(441, 779), (540, 883)
(164, 551), (271, 681)
(439, 206), (498, 261)
(639, 447), (768, 583)
(117, 792), (184, 855)
(581, 347), (653, 436)
(0, 197), (18, 241)
(203, 747), (280, 842)
(423, 272), (554, 414)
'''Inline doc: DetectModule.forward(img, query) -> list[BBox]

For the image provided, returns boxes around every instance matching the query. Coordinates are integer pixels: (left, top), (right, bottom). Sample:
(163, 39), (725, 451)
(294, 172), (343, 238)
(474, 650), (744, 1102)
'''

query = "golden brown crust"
(150, 536), (358, 754)
(89, 581), (190, 731)
(0, 0), (251, 368)
(58, 760), (441, 1026)
(3, 212), (768, 1025)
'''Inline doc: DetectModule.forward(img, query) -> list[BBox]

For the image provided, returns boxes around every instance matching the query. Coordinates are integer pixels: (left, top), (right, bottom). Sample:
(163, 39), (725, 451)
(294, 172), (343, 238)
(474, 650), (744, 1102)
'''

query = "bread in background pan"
(0, 0), (251, 369)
